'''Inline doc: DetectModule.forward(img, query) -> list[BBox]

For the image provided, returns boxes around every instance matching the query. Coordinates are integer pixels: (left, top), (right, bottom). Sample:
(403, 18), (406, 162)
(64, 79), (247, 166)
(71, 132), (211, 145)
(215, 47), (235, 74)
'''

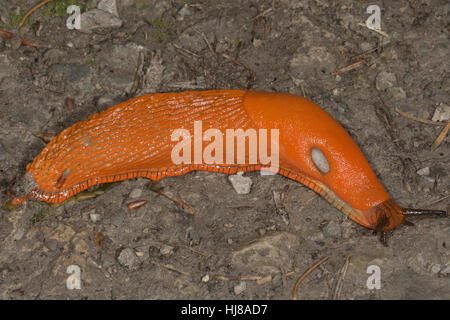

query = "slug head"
(243, 91), (447, 241)
(360, 199), (446, 245)
(9, 172), (38, 205)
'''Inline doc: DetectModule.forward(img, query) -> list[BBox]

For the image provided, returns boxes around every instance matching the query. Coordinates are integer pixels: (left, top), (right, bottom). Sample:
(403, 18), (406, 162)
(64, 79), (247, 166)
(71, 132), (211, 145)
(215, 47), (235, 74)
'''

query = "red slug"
(12, 90), (445, 242)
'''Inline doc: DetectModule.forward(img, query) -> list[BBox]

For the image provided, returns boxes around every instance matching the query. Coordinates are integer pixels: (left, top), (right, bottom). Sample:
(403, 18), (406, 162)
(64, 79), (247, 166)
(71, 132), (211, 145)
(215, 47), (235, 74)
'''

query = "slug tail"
(9, 173), (40, 205)
(11, 195), (29, 205)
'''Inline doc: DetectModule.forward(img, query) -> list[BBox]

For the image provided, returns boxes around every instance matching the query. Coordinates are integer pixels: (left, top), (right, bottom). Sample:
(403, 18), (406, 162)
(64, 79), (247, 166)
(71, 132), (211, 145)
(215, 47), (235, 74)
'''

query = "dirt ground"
(0, 0), (448, 300)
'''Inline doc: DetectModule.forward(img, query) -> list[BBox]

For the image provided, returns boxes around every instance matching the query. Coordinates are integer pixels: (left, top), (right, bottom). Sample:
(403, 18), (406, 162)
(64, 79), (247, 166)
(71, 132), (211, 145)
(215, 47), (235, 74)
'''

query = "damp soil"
(0, 0), (448, 299)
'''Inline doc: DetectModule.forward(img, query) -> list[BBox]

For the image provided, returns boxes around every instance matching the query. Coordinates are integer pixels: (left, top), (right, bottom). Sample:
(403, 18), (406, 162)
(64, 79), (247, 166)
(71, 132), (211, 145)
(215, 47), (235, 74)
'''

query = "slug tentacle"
(402, 208), (447, 216)
(369, 200), (447, 245)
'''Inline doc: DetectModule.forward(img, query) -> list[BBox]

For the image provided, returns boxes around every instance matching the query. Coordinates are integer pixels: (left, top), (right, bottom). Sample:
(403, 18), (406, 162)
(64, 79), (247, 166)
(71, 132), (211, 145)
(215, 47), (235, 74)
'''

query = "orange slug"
(12, 90), (445, 243)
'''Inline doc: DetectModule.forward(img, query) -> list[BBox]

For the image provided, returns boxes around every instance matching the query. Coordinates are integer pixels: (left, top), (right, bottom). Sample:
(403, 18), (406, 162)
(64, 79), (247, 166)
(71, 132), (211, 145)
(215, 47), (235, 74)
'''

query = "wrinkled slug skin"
(23, 90), (394, 230)
(26, 90), (254, 202)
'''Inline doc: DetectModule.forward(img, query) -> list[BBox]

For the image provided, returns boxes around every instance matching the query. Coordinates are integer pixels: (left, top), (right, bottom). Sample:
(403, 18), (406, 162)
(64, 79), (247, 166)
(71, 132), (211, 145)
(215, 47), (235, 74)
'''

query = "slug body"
(13, 90), (445, 236)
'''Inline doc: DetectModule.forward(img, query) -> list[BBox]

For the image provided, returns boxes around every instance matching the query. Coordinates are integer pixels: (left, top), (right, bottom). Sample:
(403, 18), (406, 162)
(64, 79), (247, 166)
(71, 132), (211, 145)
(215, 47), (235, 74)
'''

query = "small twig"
(65, 97), (74, 112)
(300, 84), (307, 98)
(147, 182), (195, 215)
(216, 275), (263, 281)
(431, 122), (450, 151)
(350, 46), (380, 60)
(19, 0), (54, 27)
(222, 53), (255, 90)
(253, 8), (273, 22)
(172, 44), (200, 58)
(0, 28), (40, 47)
(161, 191), (195, 214)
(332, 57), (371, 76)
(395, 108), (449, 126)
(357, 23), (389, 37)
(256, 275), (273, 285)
(273, 189), (290, 225)
(19, 38), (40, 48)
(167, 81), (205, 89)
(423, 194), (450, 207)
(332, 256), (350, 300)
(151, 260), (191, 276)
(194, 28), (216, 57)
(280, 267), (288, 288)
(33, 133), (55, 143)
(93, 231), (103, 252)
(280, 268), (297, 288)
(216, 271), (294, 282)
(129, 20), (147, 36)
(292, 256), (328, 300)
(285, 271), (295, 277)
(128, 50), (146, 97)
(1, 29), (16, 39)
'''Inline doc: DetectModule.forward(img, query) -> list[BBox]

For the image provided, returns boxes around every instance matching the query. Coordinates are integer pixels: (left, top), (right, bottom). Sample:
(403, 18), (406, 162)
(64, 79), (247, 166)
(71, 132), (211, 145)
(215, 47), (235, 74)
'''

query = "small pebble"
(431, 103), (450, 122)
(440, 265), (450, 275)
(185, 227), (201, 246)
(252, 38), (262, 47)
(430, 264), (441, 274)
(228, 172), (252, 194)
(148, 245), (160, 257)
(234, 281), (247, 295)
(129, 188), (142, 199)
(160, 244), (174, 255)
(202, 274), (210, 283)
(98, 0), (119, 17)
(177, 5), (192, 20)
(98, 96), (114, 108)
(90, 213), (101, 223)
(376, 71), (397, 91)
(416, 167), (435, 183)
(117, 248), (140, 268)
(359, 42), (372, 51)
(79, 9), (123, 34)
(416, 167), (430, 176)
(387, 87), (406, 100)
(323, 220), (341, 239)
